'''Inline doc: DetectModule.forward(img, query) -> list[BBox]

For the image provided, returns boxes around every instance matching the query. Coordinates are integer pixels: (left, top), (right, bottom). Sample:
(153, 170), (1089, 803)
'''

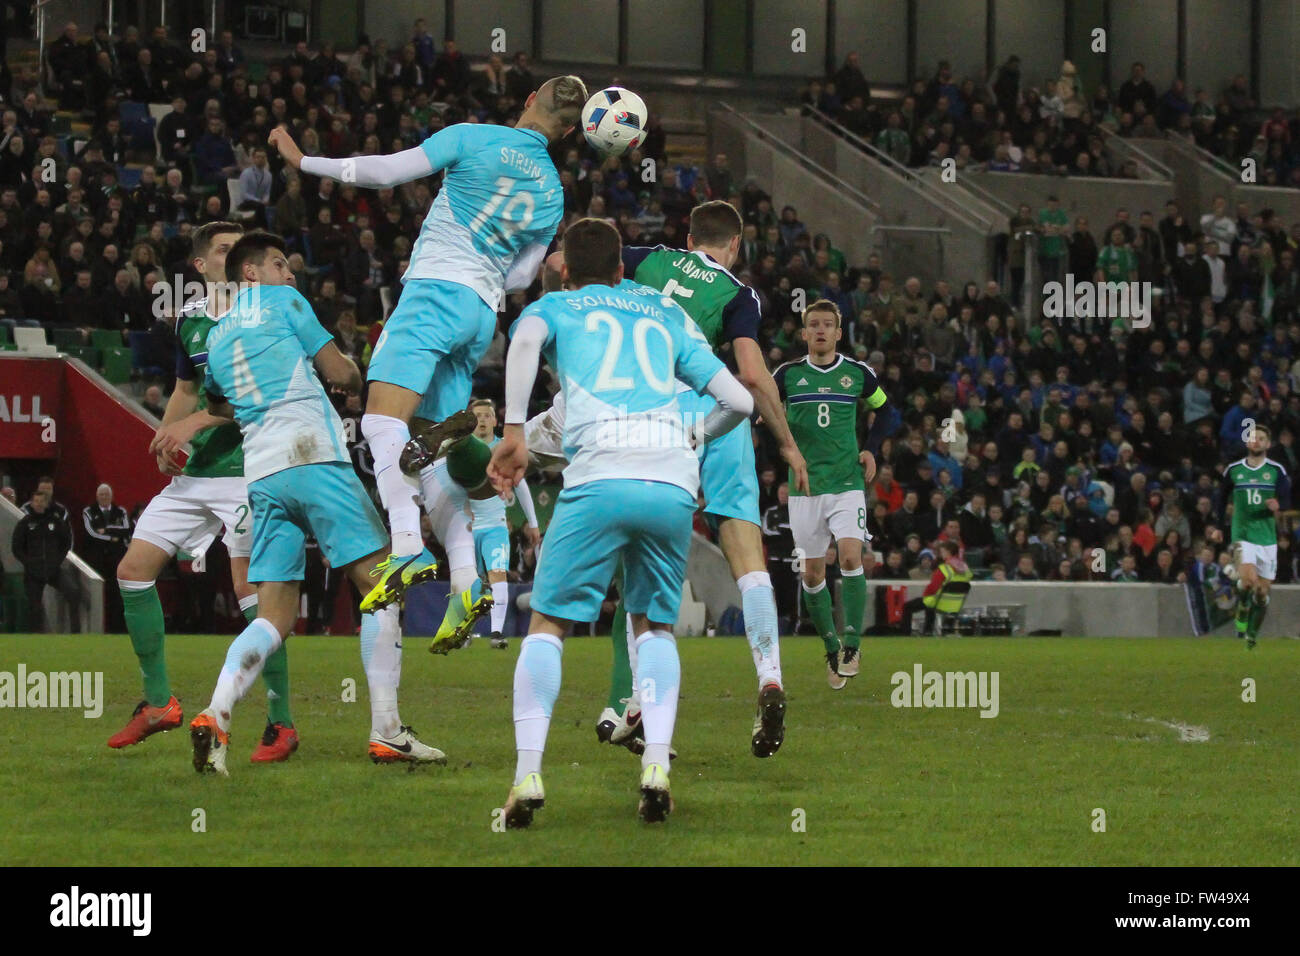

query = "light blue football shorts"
(531, 479), (696, 624)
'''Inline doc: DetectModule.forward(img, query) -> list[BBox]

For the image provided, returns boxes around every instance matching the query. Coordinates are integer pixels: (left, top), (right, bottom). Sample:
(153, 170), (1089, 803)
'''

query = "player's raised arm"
(269, 123), (437, 188)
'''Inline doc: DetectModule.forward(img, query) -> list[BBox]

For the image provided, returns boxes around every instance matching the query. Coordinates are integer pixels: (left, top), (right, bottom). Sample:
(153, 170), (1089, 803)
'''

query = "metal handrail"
(801, 104), (997, 232)
(715, 102), (883, 218)
(1162, 130), (1239, 183)
(1097, 124), (1174, 180)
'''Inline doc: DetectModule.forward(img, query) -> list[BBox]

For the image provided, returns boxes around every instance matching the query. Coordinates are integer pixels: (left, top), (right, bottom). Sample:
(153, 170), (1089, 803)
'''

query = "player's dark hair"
(802, 298), (842, 327)
(469, 398), (495, 411)
(225, 231), (287, 282)
(562, 217), (622, 287)
(192, 220), (243, 260)
(688, 200), (743, 247)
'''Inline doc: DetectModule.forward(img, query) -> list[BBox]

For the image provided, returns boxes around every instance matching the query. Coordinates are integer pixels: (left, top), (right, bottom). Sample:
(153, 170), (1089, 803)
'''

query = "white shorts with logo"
(1236, 541), (1277, 581)
(133, 475), (253, 559)
(789, 490), (869, 559)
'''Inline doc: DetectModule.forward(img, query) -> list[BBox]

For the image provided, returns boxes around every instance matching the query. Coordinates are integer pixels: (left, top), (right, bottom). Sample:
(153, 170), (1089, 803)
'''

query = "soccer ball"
(580, 87), (648, 157)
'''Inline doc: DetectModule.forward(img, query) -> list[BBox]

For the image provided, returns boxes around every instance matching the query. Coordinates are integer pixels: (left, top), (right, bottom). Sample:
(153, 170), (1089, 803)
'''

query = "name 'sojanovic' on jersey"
(775, 355), (888, 496)
(512, 281), (723, 497)
(203, 284), (348, 483)
(1224, 457), (1290, 546)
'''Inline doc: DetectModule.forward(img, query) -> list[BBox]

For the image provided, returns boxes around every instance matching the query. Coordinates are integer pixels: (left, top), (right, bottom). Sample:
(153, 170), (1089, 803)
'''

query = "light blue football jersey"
(468, 435), (509, 527)
(204, 283), (348, 482)
(407, 124), (563, 310)
(511, 280), (724, 496)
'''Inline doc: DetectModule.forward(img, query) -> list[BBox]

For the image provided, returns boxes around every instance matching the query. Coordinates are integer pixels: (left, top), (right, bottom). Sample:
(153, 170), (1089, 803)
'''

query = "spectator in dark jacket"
(12, 490), (73, 632)
(81, 483), (131, 632)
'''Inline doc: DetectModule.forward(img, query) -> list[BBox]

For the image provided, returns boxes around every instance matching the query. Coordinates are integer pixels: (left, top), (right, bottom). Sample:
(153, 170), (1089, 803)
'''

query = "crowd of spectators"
(813, 52), (1299, 186)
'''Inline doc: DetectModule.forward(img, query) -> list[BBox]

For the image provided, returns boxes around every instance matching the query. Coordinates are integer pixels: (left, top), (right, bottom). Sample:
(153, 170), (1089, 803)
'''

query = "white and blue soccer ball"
(580, 87), (648, 157)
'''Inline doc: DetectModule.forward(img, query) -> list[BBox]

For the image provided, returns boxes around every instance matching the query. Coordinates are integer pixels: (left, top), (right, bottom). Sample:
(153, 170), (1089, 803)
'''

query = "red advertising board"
(0, 357), (64, 459)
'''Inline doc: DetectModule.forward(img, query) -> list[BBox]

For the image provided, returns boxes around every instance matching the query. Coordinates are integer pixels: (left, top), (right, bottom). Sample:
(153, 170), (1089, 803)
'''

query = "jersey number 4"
(231, 340), (263, 404)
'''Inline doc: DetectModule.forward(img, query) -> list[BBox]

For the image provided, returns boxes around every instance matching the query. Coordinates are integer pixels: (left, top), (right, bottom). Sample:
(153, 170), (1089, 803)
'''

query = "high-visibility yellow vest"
(922, 562), (973, 612)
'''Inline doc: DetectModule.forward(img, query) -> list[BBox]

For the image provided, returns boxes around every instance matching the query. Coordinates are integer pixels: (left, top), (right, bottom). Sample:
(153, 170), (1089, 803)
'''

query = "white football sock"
(490, 580), (509, 632)
(210, 618), (282, 732)
(363, 413), (423, 556)
(360, 606), (402, 737)
(635, 629), (680, 769)
(738, 570), (782, 689)
(513, 633), (563, 784)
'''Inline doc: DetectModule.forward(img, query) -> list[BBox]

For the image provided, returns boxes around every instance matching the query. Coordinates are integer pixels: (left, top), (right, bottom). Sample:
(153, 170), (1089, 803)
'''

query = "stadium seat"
(101, 346), (133, 384)
(227, 177), (245, 214)
(49, 327), (82, 352)
(0, 323), (10, 346)
(128, 330), (166, 377)
(117, 165), (143, 189)
(91, 329), (125, 352)
(13, 326), (58, 355)
(65, 345), (100, 368)
(119, 101), (149, 125)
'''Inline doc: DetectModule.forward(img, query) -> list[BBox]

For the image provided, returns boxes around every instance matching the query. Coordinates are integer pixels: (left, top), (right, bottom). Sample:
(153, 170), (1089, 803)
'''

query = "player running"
(610, 201), (809, 758)
(110, 221), (297, 762)
(152, 233), (444, 773)
(488, 218), (753, 825)
(773, 299), (897, 687)
(267, 74), (587, 615)
(1220, 423), (1290, 649)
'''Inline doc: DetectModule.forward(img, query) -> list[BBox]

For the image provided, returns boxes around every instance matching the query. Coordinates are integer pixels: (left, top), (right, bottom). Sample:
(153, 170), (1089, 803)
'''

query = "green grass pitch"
(0, 633), (1295, 866)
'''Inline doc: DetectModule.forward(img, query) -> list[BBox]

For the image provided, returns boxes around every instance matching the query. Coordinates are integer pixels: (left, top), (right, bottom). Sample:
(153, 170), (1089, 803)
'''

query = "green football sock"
(1234, 584), (1253, 636)
(1248, 593), (1269, 640)
(121, 583), (171, 707)
(608, 599), (633, 715)
(803, 582), (840, 654)
(841, 569), (866, 650)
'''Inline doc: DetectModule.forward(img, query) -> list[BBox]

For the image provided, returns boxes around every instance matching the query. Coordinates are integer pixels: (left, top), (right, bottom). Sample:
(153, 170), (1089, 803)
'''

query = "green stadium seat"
(0, 325), (9, 346)
(91, 329), (125, 352)
(65, 345), (100, 367)
(49, 328), (82, 352)
(101, 346), (133, 384)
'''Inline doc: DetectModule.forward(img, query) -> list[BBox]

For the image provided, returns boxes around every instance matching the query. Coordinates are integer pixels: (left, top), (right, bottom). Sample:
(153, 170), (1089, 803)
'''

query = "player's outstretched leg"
(110, 577), (183, 748)
(192, 617), (284, 776)
(364, 605), (447, 764)
(504, 632), (564, 828)
(635, 628), (679, 823)
(802, 579), (845, 690)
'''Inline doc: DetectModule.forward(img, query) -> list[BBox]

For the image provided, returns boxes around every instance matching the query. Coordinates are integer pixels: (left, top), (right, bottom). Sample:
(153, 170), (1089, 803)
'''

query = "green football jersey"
(774, 355), (888, 496)
(622, 246), (759, 349)
(175, 302), (245, 479)
(1224, 457), (1287, 546)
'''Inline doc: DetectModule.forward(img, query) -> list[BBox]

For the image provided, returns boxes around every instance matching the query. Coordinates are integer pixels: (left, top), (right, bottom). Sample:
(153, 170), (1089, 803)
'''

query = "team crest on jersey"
(840, 375), (853, 388)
